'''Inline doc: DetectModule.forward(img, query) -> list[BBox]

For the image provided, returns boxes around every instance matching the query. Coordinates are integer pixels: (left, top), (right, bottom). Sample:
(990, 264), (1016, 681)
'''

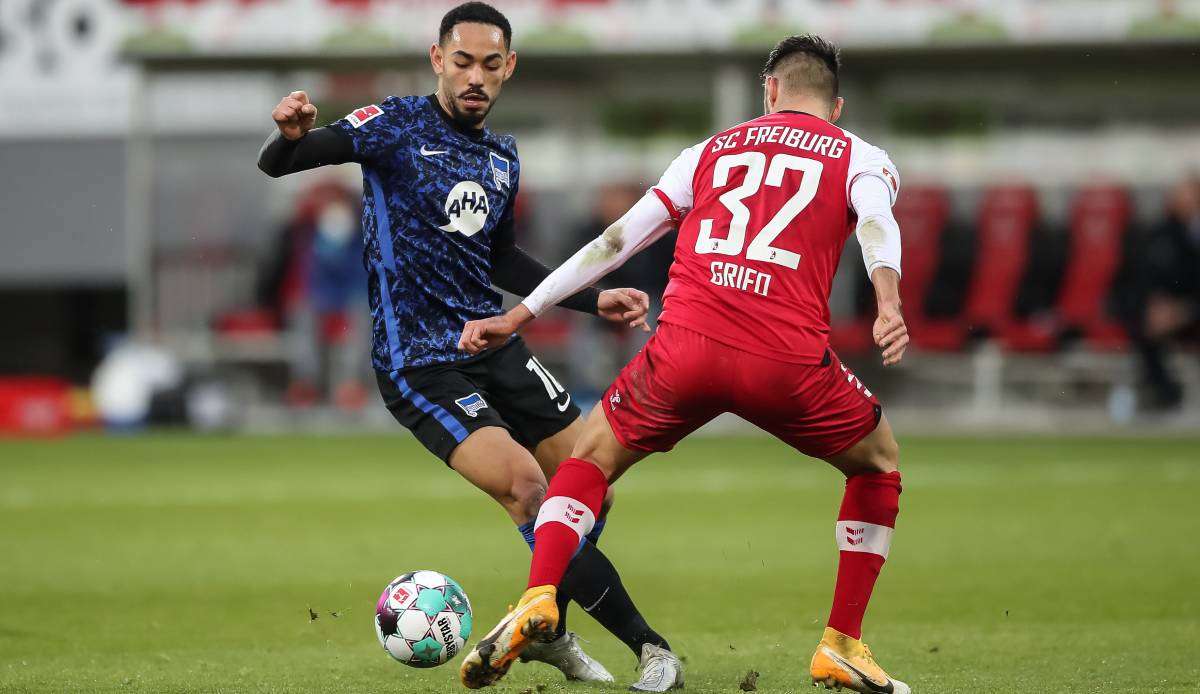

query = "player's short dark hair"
(439, 2), (513, 50)
(761, 34), (841, 103)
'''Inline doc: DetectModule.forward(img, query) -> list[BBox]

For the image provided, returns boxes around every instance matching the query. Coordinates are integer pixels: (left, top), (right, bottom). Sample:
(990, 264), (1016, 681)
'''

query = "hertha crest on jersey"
(489, 152), (511, 188)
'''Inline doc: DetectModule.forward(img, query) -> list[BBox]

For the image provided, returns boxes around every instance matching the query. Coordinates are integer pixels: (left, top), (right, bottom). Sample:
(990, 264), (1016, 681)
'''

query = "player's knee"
(835, 429), (899, 477)
(867, 433), (900, 474)
(508, 477), (548, 525)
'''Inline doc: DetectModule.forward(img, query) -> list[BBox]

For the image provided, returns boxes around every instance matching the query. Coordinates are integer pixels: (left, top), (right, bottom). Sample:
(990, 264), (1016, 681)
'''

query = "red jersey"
(651, 111), (898, 364)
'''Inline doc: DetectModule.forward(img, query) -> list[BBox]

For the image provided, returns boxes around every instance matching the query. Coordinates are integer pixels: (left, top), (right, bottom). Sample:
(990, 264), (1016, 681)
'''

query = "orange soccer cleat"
(810, 627), (911, 693)
(459, 585), (559, 689)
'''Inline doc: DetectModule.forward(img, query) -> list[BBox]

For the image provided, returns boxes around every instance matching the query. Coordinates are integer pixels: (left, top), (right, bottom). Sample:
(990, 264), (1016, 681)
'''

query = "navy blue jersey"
(327, 95), (519, 372)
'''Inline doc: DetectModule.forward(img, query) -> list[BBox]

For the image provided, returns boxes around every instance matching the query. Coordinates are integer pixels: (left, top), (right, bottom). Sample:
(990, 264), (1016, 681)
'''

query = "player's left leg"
(811, 416), (909, 693)
(737, 349), (908, 693)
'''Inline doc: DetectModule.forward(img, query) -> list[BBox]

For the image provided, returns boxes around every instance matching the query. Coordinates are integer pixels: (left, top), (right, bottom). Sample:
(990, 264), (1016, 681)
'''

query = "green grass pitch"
(2, 433), (1198, 693)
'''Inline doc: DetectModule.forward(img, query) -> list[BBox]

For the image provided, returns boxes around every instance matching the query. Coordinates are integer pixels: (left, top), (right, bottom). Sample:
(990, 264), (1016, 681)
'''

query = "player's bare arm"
(870, 267), (908, 366)
(485, 204), (651, 340)
(458, 288), (648, 354)
(458, 193), (675, 354)
(850, 166), (905, 367)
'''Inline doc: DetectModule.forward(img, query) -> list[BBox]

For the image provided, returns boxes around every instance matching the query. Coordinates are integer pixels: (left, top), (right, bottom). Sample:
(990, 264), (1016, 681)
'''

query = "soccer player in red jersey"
(458, 35), (911, 693)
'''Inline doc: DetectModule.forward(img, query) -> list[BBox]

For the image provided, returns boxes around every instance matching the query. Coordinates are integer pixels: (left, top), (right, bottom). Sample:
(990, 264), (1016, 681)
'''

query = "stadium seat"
(915, 185), (1039, 351)
(830, 184), (951, 354)
(1002, 185), (1131, 351)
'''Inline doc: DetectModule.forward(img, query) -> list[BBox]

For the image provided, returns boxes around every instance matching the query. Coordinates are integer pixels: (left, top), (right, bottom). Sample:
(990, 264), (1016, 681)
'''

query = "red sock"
(827, 471), (901, 640)
(528, 458), (609, 589)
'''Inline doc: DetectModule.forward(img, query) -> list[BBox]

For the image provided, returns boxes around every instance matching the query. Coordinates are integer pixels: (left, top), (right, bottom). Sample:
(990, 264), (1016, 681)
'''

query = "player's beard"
(447, 88), (494, 128)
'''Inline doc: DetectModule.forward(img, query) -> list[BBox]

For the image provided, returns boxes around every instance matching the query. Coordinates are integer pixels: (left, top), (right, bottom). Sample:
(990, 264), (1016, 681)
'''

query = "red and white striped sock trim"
(835, 520), (894, 559)
(534, 495), (597, 540)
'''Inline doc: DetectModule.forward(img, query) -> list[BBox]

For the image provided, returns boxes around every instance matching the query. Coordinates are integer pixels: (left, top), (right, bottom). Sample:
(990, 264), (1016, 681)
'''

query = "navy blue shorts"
(376, 337), (581, 464)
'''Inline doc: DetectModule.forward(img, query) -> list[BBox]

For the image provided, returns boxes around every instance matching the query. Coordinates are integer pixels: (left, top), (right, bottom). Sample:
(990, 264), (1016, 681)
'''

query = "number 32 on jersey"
(696, 152), (823, 297)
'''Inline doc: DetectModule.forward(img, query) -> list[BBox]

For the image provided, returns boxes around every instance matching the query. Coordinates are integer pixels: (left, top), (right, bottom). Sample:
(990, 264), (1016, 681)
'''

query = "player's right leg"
(446, 425), (618, 687)
(473, 338), (674, 678)
(465, 405), (688, 692)
(463, 325), (714, 691)
(459, 407), (647, 689)
(563, 408), (686, 693)
(530, 419), (675, 667)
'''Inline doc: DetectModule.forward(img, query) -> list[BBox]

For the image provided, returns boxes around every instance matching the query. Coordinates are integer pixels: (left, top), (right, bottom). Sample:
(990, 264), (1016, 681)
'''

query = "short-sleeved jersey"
(651, 110), (899, 364)
(327, 95), (520, 372)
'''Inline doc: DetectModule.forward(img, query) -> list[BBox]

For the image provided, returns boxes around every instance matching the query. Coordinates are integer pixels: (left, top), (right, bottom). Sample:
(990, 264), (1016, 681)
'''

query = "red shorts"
(602, 322), (881, 459)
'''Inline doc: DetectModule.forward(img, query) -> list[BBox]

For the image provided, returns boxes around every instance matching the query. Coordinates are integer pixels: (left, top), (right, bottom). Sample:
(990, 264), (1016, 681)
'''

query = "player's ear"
(503, 50), (517, 81)
(830, 97), (844, 123)
(763, 76), (778, 114)
(430, 43), (444, 76)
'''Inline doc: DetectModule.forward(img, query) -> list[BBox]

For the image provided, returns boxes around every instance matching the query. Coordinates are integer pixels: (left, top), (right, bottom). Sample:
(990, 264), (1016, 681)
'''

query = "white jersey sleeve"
(843, 131), (902, 278)
(845, 133), (900, 206)
(522, 193), (677, 316)
(649, 138), (711, 219)
(850, 175), (902, 278)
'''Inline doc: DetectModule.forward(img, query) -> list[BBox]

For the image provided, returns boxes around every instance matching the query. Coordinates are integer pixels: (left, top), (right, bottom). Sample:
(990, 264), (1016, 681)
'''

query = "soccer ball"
(375, 570), (473, 668)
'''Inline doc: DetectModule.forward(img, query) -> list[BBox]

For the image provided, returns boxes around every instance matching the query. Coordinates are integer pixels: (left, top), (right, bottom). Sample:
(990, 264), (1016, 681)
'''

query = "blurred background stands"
(1, 0), (1199, 434)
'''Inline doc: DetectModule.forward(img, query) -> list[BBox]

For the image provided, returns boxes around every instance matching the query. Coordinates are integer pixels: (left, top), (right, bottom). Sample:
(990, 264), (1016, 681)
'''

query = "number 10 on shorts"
(527, 356), (572, 412)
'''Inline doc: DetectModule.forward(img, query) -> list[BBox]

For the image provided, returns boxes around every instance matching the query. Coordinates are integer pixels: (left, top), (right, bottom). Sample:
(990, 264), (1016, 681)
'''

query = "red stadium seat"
(1003, 185), (1131, 351)
(831, 184), (951, 354)
(916, 185), (1039, 351)
(896, 185), (952, 323)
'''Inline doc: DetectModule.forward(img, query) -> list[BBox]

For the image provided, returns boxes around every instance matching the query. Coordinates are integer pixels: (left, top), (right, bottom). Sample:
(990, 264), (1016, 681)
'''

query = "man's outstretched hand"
(458, 288), (653, 356)
(458, 306), (531, 356)
(597, 288), (651, 332)
(272, 91), (318, 140)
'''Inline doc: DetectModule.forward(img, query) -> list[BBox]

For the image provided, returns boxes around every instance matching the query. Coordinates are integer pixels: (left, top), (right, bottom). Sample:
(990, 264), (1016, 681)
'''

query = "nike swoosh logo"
(556, 394), (572, 412)
(823, 649), (893, 693)
(420, 145), (448, 156)
(478, 592), (554, 646)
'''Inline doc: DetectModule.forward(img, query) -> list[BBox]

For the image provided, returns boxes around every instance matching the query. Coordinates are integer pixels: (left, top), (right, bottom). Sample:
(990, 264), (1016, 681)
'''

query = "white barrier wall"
(2, 0), (1199, 137)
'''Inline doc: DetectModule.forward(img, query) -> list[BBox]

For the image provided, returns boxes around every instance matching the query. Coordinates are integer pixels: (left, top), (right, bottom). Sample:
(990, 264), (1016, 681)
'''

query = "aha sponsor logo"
(346, 104), (382, 128)
(439, 181), (490, 237)
(454, 392), (488, 418)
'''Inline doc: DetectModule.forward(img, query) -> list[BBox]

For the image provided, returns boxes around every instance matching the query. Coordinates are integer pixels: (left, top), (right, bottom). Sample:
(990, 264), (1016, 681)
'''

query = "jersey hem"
(657, 315), (827, 366)
(377, 334), (522, 375)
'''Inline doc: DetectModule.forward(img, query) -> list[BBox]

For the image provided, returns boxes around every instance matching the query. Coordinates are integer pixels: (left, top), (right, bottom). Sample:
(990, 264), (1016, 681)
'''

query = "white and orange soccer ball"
(374, 570), (473, 668)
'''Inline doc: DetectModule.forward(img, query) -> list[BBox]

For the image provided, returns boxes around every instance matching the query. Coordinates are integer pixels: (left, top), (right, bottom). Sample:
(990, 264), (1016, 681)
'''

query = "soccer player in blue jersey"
(257, 2), (678, 690)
